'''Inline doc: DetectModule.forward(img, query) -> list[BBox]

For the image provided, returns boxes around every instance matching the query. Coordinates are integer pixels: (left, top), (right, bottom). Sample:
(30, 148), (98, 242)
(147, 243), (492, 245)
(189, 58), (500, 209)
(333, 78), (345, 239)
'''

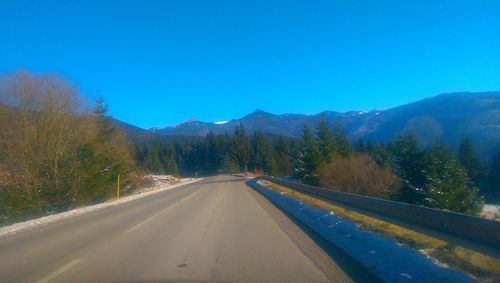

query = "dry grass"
(259, 180), (500, 282)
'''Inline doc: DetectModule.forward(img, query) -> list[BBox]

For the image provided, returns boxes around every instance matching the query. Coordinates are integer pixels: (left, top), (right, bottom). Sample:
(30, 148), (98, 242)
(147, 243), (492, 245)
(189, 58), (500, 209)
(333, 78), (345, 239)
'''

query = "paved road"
(0, 175), (356, 283)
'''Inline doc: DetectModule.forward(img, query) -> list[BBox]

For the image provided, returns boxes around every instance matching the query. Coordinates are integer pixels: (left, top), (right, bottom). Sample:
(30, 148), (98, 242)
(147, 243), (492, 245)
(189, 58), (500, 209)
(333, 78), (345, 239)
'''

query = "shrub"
(316, 154), (402, 198)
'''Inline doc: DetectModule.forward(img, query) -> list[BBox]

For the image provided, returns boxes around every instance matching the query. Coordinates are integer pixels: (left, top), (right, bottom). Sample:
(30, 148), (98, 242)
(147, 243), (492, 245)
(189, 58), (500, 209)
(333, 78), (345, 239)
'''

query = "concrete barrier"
(259, 176), (500, 253)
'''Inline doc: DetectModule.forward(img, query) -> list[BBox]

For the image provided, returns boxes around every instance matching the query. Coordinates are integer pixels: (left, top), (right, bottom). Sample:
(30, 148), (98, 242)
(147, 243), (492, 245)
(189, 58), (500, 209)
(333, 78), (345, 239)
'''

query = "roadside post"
(117, 174), (120, 199)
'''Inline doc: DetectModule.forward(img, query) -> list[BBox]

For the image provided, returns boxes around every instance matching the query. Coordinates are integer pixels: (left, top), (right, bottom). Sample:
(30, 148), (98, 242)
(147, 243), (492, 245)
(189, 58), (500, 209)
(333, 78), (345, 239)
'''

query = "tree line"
(138, 119), (499, 215)
(1, 71), (499, 225)
(136, 124), (295, 177)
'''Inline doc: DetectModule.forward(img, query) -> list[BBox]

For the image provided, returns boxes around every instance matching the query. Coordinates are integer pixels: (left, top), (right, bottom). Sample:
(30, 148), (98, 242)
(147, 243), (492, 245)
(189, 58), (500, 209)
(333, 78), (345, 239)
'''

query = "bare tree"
(0, 70), (140, 222)
(0, 70), (88, 210)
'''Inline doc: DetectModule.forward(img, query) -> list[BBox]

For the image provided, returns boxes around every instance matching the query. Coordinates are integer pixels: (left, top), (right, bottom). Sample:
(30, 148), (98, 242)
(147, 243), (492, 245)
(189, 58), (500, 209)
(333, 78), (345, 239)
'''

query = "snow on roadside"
(251, 180), (474, 283)
(0, 176), (201, 238)
(480, 204), (500, 220)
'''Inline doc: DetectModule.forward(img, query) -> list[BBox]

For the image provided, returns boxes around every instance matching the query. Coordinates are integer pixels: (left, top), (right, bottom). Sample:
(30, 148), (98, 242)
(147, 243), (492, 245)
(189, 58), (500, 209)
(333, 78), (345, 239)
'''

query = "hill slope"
(149, 92), (500, 157)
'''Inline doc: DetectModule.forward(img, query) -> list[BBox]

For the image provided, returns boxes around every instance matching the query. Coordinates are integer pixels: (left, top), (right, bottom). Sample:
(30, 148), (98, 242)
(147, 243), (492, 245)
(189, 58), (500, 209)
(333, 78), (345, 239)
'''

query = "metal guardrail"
(257, 176), (500, 256)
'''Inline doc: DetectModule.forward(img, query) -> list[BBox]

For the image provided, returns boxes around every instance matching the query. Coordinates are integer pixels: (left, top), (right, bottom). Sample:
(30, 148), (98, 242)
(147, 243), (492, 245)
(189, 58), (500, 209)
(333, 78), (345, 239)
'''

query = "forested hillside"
(153, 92), (500, 158)
(137, 118), (500, 215)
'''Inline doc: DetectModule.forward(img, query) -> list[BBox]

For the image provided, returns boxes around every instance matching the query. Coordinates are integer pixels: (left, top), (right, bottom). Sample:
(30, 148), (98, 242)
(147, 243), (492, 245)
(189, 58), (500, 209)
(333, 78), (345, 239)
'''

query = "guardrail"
(257, 176), (500, 256)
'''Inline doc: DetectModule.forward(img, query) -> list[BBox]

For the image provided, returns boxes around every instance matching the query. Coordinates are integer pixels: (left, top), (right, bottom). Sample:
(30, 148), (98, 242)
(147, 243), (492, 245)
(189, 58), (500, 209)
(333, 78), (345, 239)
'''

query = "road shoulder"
(247, 182), (379, 283)
(0, 178), (202, 238)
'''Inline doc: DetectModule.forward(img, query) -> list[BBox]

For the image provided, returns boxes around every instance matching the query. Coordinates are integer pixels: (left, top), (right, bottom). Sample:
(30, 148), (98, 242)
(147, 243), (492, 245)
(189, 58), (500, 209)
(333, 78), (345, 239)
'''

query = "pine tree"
(333, 126), (352, 158)
(223, 152), (238, 173)
(457, 137), (485, 185)
(274, 137), (294, 176)
(366, 140), (375, 155)
(354, 138), (366, 153)
(316, 118), (336, 162)
(77, 96), (138, 203)
(369, 143), (392, 167)
(250, 132), (277, 175)
(142, 145), (164, 173)
(295, 124), (321, 185)
(487, 151), (500, 197)
(390, 133), (427, 204)
(205, 132), (221, 174)
(424, 141), (482, 214)
(232, 124), (251, 172)
(164, 144), (179, 176)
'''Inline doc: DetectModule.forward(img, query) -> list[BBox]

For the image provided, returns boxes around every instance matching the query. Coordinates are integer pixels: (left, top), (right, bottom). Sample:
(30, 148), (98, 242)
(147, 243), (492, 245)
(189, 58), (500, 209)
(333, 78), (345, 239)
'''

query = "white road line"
(36, 258), (82, 283)
(124, 192), (197, 234)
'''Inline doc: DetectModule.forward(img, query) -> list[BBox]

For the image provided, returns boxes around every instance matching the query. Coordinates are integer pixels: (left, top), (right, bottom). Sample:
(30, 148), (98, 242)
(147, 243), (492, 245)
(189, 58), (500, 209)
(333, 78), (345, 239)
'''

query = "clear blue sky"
(1, 1), (499, 129)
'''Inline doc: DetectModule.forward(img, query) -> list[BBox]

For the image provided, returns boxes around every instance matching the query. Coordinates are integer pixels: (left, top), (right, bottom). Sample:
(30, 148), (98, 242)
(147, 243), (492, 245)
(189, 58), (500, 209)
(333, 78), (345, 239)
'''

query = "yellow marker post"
(117, 174), (120, 199)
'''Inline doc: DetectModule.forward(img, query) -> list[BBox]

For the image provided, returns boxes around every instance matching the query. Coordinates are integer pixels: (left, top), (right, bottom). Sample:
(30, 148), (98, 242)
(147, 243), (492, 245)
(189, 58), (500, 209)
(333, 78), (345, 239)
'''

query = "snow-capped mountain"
(115, 92), (500, 157)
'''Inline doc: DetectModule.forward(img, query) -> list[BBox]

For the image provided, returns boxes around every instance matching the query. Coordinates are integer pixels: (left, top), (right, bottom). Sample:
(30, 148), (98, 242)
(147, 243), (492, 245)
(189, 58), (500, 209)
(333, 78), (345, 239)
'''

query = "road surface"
(0, 175), (364, 283)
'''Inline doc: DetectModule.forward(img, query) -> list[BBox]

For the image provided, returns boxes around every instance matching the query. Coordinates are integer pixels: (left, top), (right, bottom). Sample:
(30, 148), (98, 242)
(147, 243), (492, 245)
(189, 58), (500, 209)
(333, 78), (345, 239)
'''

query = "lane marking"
(124, 192), (197, 234)
(36, 258), (82, 283)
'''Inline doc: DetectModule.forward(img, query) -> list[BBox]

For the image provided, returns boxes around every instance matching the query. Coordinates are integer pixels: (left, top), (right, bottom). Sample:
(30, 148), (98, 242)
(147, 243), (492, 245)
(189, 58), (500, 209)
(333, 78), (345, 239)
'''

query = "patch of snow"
(213, 121), (229, 125)
(149, 127), (163, 132)
(400, 273), (413, 279)
(419, 248), (450, 268)
(253, 181), (474, 283)
(0, 176), (202, 238)
(480, 204), (500, 220)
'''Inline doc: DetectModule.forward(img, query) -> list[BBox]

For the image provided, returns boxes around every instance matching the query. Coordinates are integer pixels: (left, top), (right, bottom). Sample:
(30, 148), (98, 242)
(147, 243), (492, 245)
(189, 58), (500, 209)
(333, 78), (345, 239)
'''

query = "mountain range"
(115, 92), (500, 158)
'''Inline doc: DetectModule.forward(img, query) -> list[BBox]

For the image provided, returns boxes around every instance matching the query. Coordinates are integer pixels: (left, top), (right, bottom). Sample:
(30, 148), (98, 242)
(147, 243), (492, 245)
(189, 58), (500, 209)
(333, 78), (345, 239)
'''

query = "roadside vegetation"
(0, 71), (142, 225)
(139, 117), (497, 216)
(260, 180), (500, 282)
(1, 70), (498, 225)
(293, 119), (487, 215)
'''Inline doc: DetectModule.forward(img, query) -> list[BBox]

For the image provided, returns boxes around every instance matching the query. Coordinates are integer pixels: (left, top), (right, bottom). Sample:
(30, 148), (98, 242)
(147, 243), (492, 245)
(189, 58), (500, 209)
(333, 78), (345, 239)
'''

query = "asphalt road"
(0, 175), (357, 283)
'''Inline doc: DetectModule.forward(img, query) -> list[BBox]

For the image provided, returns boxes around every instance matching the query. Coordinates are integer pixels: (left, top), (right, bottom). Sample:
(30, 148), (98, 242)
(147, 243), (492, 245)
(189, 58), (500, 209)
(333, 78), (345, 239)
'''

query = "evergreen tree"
(142, 144), (164, 173)
(177, 141), (199, 176)
(274, 137), (294, 176)
(316, 118), (337, 162)
(333, 126), (352, 158)
(76, 96), (138, 203)
(205, 132), (221, 174)
(390, 133), (427, 204)
(354, 138), (366, 153)
(370, 143), (392, 167)
(366, 140), (375, 155)
(164, 144), (179, 176)
(295, 124), (321, 185)
(250, 132), (277, 175)
(457, 137), (485, 185)
(223, 152), (239, 173)
(424, 141), (482, 214)
(487, 151), (500, 197)
(232, 124), (251, 172)
(94, 95), (108, 116)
